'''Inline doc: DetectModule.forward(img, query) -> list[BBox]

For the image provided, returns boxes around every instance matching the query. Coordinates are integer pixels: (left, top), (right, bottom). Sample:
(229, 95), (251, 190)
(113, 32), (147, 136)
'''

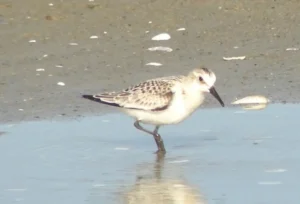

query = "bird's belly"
(124, 94), (204, 125)
(124, 109), (182, 125)
(166, 94), (204, 124)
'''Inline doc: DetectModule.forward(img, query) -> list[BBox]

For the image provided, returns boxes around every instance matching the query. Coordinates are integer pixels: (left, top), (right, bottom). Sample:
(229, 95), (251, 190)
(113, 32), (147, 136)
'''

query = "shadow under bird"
(82, 67), (224, 154)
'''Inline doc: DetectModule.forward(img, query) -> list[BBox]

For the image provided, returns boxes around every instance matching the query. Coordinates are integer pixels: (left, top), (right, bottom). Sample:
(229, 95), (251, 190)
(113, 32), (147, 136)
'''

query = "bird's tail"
(82, 94), (121, 108)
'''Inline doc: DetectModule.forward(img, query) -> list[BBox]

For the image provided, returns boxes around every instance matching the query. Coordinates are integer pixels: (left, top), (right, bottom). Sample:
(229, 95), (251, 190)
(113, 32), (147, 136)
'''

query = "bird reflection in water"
(123, 154), (205, 204)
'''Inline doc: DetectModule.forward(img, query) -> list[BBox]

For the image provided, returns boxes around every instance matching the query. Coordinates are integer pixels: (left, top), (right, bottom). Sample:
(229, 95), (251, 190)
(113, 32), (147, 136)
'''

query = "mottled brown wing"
(95, 80), (175, 111)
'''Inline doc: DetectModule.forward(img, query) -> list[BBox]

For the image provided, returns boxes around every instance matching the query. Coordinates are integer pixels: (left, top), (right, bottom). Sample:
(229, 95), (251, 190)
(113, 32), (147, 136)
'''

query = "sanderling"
(82, 67), (224, 154)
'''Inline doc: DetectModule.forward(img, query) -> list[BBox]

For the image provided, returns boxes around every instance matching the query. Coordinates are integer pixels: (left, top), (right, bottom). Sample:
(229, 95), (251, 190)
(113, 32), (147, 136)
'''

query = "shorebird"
(82, 67), (224, 154)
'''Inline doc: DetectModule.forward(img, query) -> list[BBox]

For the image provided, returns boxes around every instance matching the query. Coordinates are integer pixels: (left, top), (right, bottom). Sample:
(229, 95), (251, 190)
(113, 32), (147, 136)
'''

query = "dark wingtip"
(82, 94), (102, 103)
(82, 94), (94, 100)
(82, 94), (122, 108)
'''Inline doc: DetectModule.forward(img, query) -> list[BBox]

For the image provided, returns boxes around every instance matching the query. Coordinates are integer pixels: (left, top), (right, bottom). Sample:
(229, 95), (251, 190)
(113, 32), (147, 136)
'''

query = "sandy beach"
(1, 0), (300, 122)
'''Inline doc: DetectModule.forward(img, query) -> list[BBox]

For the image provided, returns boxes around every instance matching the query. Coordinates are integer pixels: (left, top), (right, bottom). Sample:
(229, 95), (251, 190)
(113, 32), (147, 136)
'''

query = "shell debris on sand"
(145, 62), (162, 66)
(232, 95), (270, 110)
(147, 46), (173, 52)
(151, 33), (171, 41)
(36, 68), (45, 72)
(57, 82), (65, 86)
(223, 56), (246, 61)
(176, 28), (186, 31)
(232, 95), (270, 105)
(90, 35), (98, 39)
(286, 47), (299, 51)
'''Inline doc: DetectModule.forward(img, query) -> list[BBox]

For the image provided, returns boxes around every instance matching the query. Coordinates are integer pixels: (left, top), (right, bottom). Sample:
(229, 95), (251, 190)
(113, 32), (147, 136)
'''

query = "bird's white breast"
(167, 86), (205, 123)
(124, 84), (205, 125)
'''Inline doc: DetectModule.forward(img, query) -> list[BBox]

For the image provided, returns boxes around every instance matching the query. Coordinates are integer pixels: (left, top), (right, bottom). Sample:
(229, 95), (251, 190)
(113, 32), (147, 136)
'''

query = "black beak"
(209, 87), (225, 107)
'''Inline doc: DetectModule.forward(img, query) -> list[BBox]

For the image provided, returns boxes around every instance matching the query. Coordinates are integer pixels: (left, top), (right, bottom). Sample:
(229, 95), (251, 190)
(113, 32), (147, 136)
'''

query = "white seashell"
(90, 35), (98, 39)
(36, 68), (45, 72)
(145, 62), (162, 66)
(223, 56), (246, 61)
(177, 28), (186, 31)
(147, 46), (173, 52)
(286, 47), (299, 51)
(151, 33), (171, 41)
(57, 82), (65, 86)
(232, 95), (269, 105)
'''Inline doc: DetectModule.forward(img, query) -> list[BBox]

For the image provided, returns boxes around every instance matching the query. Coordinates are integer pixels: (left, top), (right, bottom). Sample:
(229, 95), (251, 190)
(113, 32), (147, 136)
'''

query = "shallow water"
(0, 104), (300, 204)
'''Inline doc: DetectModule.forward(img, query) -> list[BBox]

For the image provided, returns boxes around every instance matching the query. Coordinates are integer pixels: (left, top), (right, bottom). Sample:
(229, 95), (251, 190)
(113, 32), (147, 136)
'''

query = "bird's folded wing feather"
(94, 79), (177, 111)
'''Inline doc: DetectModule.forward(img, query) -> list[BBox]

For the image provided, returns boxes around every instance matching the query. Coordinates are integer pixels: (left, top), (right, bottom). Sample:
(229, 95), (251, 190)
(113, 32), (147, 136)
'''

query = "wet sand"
(1, 0), (300, 122)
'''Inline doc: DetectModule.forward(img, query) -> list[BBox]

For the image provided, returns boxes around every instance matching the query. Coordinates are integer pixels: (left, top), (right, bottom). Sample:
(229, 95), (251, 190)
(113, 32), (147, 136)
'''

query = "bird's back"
(83, 75), (185, 111)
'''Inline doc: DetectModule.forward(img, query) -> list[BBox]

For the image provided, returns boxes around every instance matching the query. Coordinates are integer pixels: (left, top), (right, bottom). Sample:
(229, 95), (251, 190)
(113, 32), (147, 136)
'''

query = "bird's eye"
(199, 76), (203, 82)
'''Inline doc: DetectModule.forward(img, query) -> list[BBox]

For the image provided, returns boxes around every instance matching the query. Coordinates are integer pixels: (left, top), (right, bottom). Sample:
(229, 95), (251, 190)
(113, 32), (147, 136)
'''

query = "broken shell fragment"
(151, 33), (171, 41)
(223, 56), (246, 61)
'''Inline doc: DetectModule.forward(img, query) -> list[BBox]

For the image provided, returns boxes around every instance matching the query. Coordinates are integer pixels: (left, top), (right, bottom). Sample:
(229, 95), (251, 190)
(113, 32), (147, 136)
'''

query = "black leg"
(134, 120), (154, 135)
(134, 121), (166, 153)
(153, 126), (166, 153)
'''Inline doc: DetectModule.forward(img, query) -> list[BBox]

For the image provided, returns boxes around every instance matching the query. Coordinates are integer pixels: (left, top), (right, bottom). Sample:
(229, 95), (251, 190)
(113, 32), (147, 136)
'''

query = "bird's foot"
(154, 148), (166, 155)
